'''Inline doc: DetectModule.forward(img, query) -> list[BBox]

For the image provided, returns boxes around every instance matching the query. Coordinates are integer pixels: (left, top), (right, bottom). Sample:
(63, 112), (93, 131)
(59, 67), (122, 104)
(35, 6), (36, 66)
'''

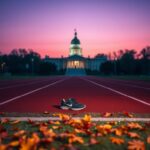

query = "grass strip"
(0, 114), (150, 150)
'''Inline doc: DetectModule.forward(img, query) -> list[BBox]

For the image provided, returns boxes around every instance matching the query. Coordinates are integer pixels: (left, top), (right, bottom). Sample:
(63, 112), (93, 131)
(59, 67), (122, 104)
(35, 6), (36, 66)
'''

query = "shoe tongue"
(69, 98), (76, 103)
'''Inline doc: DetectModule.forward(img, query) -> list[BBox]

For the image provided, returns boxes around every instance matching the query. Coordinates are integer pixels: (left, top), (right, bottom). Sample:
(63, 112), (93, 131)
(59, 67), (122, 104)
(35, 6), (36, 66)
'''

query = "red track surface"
(0, 76), (150, 113)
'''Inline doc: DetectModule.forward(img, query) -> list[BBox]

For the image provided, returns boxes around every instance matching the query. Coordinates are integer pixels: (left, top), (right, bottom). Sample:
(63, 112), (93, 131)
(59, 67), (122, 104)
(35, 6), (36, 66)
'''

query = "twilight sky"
(0, 0), (150, 57)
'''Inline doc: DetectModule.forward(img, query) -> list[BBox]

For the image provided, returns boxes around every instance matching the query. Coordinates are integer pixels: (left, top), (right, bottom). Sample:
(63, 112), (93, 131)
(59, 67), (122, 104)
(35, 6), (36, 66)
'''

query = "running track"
(0, 76), (150, 113)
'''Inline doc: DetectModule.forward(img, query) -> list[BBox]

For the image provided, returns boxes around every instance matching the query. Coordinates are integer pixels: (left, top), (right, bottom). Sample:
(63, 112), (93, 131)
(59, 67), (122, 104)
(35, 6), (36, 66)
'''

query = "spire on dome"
(74, 29), (77, 37)
(71, 29), (80, 44)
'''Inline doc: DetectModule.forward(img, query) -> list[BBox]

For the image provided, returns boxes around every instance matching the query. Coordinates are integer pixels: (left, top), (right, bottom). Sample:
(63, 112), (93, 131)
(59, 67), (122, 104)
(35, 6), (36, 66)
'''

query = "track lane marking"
(0, 78), (68, 106)
(81, 78), (150, 106)
(111, 82), (150, 90)
(0, 78), (58, 90)
(89, 77), (150, 90)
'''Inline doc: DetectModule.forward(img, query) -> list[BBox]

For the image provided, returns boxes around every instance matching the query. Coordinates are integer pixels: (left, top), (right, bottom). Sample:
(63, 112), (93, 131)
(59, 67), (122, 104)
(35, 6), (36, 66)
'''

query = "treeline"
(0, 49), (61, 75)
(100, 46), (150, 75)
(0, 46), (150, 76)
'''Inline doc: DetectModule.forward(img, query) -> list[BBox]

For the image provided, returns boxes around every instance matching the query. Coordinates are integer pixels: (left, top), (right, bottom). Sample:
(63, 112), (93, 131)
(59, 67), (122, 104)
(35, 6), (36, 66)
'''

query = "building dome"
(71, 37), (80, 44)
(69, 30), (82, 56)
(71, 31), (80, 44)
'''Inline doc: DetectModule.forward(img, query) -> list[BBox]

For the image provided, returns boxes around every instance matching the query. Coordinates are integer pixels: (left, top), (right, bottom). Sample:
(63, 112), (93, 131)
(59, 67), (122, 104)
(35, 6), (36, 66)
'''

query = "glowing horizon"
(0, 0), (150, 57)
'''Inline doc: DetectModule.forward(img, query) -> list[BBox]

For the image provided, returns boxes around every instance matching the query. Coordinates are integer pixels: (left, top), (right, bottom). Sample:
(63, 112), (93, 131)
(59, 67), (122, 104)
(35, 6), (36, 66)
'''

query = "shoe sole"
(71, 105), (86, 111)
(60, 105), (86, 111)
(60, 106), (70, 110)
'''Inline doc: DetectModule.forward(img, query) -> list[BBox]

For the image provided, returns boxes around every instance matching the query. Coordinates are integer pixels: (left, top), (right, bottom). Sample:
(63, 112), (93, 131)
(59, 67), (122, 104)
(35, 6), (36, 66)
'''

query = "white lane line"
(0, 78), (68, 106)
(0, 117), (150, 122)
(93, 78), (150, 90)
(81, 78), (150, 106)
(0, 78), (54, 90)
(113, 82), (150, 90)
(89, 77), (150, 90)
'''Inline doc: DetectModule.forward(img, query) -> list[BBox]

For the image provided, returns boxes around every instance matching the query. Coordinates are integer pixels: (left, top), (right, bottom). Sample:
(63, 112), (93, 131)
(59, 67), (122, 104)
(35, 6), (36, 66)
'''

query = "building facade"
(44, 30), (107, 74)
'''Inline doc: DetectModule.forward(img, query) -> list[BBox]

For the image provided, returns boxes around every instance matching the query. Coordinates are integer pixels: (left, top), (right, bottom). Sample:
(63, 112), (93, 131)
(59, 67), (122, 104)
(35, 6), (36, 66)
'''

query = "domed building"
(44, 30), (107, 75)
(70, 30), (82, 56)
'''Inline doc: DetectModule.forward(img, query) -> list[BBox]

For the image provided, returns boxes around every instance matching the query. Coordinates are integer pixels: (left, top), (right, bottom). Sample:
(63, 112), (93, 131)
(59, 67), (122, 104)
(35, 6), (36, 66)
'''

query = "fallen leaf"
(9, 141), (19, 147)
(59, 114), (71, 121)
(128, 140), (145, 150)
(97, 124), (112, 135)
(11, 120), (20, 124)
(0, 144), (7, 150)
(97, 124), (112, 130)
(53, 121), (60, 125)
(127, 122), (143, 130)
(110, 137), (124, 145)
(112, 128), (122, 136)
(74, 128), (85, 134)
(103, 112), (112, 117)
(69, 135), (84, 144)
(147, 135), (150, 144)
(20, 133), (40, 150)
(52, 126), (59, 129)
(127, 132), (140, 138)
(83, 114), (91, 122)
(14, 130), (26, 137)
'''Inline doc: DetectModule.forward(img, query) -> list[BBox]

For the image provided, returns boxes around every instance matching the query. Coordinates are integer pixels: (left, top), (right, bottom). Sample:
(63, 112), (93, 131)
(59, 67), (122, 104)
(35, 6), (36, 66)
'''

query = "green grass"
(0, 114), (150, 150)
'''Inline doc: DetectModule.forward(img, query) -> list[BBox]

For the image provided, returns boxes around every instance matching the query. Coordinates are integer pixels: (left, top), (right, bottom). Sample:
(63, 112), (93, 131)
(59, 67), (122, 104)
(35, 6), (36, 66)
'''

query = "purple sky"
(0, 0), (150, 57)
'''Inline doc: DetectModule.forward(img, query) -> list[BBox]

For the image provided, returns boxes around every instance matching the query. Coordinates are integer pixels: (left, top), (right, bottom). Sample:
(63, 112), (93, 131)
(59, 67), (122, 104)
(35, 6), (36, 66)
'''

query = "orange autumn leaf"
(39, 125), (48, 133)
(53, 121), (60, 125)
(97, 124), (112, 130)
(83, 114), (91, 122)
(128, 140), (145, 150)
(69, 135), (84, 144)
(58, 114), (71, 121)
(110, 137), (124, 145)
(127, 132), (140, 138)
(52, 126), (59, 129)
(127, 122), (143, 130)
(11, 120), (20, 124)
(103, 112), (112, 117)
(14, 130), (26, 137)
(0, 144), (7, 150)
(69, 118), (82, 126)
(32, 133), (40, 142)
(20, 133), (40, 150)
(74, 128), (85, 134)
(128, 114), (133, 118)
(112, 128), (122, 136)
(9, 141), (19, 147)
(45, 129), (56, 138)
(97, 124), (112, 135)
(147, 135), (150, 144)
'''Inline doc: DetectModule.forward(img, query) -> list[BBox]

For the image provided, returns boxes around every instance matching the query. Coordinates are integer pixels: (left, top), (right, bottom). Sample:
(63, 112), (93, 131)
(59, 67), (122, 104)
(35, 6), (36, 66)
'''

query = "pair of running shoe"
(60, 98), (86, 111)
